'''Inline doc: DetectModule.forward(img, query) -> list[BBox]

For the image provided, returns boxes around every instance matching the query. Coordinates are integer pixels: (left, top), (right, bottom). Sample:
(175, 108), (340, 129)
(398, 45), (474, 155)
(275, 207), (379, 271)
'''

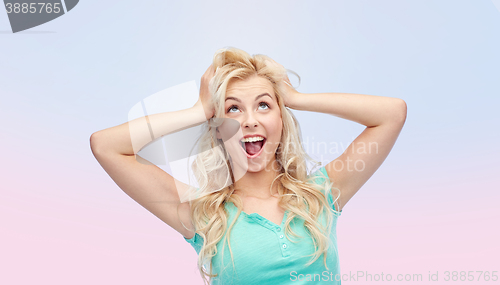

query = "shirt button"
(279, 235), (284, 239)
(276, 227), (281, 232)
(282, 244), (287, 249)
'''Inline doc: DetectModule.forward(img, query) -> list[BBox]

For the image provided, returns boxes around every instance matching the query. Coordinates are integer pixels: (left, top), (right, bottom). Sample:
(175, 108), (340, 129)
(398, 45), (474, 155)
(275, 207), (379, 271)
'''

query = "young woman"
(90, 47), (407, 285)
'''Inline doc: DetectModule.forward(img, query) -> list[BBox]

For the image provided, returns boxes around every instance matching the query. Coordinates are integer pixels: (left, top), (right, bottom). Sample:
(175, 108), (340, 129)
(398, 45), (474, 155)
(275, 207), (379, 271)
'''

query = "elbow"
(90, 132), (104, 157)
(394, 99), (407, 125)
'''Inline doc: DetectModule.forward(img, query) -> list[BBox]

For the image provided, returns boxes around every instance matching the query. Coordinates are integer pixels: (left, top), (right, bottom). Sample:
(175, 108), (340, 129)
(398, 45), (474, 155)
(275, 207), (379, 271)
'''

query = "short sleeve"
(309, 166), (342, 215)
(184, 232), (204, 255)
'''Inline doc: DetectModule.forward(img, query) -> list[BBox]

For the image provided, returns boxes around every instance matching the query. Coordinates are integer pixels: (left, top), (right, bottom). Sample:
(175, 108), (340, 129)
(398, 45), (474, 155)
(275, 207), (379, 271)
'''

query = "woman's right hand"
(196, 64), (216, 119)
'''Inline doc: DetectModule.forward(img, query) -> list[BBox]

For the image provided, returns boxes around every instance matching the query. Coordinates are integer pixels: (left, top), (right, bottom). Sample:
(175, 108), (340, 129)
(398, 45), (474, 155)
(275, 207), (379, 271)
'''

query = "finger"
(203, 65), (212, 77)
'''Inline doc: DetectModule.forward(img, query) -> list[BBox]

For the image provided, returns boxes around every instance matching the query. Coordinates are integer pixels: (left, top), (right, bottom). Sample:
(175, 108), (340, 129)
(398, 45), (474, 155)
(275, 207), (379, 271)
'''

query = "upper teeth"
(241, 136), (265, 143)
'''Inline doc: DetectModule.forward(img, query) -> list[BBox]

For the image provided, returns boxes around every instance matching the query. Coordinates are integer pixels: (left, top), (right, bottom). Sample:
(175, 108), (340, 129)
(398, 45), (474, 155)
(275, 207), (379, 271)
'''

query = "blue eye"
(227, 105), (239, 113)
(227, 102), (269, 113)
(259, 102), (270, 110)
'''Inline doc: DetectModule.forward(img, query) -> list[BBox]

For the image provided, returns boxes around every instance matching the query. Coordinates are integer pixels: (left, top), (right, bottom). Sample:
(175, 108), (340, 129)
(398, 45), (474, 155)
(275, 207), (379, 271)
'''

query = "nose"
(242, 111), (258, 129)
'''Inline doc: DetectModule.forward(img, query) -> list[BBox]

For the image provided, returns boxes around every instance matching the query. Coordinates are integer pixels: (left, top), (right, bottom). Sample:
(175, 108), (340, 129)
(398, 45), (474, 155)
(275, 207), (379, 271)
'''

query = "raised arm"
(90, 65), (216, 238)
(270, 61), (407, 212)
(288, 91), (406, 212)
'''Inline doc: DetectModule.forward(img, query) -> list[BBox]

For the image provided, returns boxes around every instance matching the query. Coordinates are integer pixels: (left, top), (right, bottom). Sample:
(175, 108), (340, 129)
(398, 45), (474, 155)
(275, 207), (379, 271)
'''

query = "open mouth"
(240, 136), (267, 158)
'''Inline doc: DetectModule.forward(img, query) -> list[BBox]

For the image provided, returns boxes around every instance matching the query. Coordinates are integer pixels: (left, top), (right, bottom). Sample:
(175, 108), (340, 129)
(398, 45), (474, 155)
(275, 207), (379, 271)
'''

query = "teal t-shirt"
(184, 166), (342, 284)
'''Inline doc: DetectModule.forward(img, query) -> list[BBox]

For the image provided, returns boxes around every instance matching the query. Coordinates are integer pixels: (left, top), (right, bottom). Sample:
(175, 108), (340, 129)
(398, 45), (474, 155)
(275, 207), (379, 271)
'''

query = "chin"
(246, 163), (266, 173)
(229, 155), (276, 176)
(247, 156), (278, 173)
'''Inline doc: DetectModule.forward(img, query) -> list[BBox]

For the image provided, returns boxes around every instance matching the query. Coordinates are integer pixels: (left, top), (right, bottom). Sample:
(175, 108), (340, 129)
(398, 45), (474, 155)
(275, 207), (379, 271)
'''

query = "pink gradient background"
(2, 132), (498, 284)
(1, 1), (499, 284)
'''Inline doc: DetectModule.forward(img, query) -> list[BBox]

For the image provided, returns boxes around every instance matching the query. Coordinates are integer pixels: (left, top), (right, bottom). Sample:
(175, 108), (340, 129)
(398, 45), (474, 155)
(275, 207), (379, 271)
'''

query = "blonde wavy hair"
(187, 47), (341, 285)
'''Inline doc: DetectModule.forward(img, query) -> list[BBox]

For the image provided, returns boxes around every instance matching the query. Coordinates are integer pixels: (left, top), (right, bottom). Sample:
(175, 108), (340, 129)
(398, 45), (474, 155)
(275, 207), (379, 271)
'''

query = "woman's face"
(216, 75), (283, 175)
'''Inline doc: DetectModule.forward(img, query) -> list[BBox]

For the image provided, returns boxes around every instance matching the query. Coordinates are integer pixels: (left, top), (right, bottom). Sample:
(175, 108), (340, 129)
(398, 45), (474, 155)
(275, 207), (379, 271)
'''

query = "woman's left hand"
(265, 58), (301, 109)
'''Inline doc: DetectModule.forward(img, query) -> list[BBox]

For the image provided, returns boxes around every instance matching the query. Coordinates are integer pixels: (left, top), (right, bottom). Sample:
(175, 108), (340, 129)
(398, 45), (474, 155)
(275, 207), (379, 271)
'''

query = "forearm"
(289, 92), (406, 127)
(91, 102), (208, 156)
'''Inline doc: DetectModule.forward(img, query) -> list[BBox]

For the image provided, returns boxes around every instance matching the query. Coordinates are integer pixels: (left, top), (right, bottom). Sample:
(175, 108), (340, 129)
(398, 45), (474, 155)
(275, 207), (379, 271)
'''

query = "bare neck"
(232, 162), (282, 199)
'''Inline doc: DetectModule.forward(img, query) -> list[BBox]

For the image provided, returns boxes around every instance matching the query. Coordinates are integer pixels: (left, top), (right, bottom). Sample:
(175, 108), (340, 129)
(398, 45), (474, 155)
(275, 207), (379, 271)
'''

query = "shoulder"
(308, 166), (343, 214)
(184, 232), (204, 254)
(308, 166), (330, 185)
(183, 201), (234, 250)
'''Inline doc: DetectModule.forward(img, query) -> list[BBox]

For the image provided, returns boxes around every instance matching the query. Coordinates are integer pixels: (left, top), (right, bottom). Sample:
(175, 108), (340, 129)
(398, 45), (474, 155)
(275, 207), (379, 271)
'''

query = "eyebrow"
(225, 93), (273, 103)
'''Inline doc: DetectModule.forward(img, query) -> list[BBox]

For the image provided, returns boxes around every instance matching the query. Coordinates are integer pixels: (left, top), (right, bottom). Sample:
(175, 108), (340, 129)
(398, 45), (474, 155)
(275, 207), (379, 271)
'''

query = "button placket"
(233, 202), (292, 257)
(274, 226), (290, 257)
